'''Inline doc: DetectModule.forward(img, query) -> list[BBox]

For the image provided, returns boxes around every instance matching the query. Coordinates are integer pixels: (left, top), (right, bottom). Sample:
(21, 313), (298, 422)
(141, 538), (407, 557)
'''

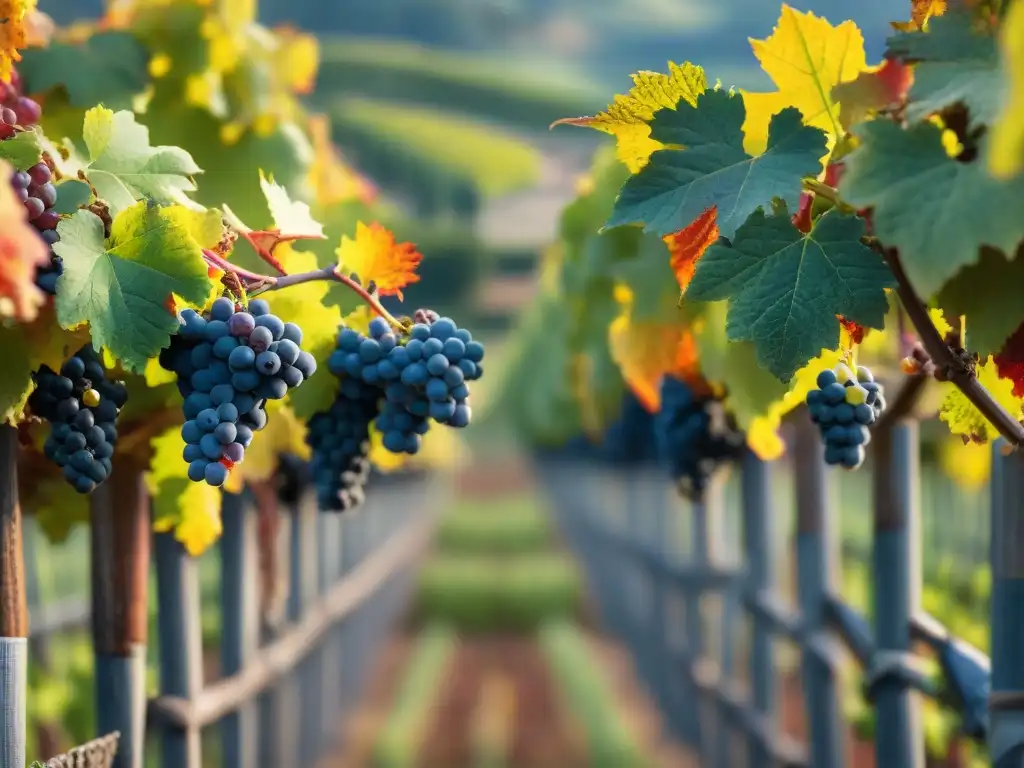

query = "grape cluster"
(0, 73), (62, 295)
(305, 379), (376, 512)
(600, 390), (658, 465)
(654, 375), (745, 500)
(160, 297), (316, 486)
(806, 364), (886, 470)
(311, 310), (485, 512)
(29, 346), (128, 494)
(11, 162), (62, 293)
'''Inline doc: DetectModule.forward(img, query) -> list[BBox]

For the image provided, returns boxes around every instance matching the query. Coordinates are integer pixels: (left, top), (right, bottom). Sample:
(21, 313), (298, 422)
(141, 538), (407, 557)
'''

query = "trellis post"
(90, 460), (150, 768)
(0, 425), (27, 768)
(792, 416), (844, 768)
(871, 419), (924, 767)
(990, 443), (1024, 768)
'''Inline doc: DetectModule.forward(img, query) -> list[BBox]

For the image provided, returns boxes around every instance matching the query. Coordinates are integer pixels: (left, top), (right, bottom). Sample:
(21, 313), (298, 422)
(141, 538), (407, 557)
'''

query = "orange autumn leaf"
(335, 222), (422, 300)
(0, 159), (49, 322)
(609, 314), (699, 412)
(664, 207), (718, 292)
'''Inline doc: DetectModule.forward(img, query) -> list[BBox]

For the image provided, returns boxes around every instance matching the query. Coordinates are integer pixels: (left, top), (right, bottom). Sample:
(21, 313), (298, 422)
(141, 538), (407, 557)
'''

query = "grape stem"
(883, 247), (1024, 448)
(201, 249), (404, 329)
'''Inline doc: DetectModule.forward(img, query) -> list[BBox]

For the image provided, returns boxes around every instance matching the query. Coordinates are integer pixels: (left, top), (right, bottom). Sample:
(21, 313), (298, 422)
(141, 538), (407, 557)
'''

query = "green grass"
(316, 36), (604, 130)
(329, 97), (543, 197)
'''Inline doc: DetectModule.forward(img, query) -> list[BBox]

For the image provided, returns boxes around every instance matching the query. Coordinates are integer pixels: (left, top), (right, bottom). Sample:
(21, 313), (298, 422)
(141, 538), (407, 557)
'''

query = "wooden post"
(872, 420), (924, 768)
(154, 530), (203, 767)
(792, 416), (844, 768)
(219, 490), (260, 768)
(0, 425), (27, 768)
(90, 460), (150, 768)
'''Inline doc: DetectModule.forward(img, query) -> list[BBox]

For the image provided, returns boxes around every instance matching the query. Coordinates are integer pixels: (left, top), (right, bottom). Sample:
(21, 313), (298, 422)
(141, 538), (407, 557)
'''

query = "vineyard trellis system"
(538, 408), (1022, 767)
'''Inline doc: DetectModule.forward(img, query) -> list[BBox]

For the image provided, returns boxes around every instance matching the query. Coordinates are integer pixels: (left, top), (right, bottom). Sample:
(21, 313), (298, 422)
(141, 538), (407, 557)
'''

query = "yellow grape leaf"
(988, 0), (1024, 180)
(663, 206), (719, 293)
(228, 404), (309, 486)
(258, 170), (324, 239)
(741, 5), (868, 155)
(147, 425), (223, 556)
(274, 27), (319, 94)
(0, 159), (50, 323)
(0, 0), (36, 81)
(551, 62), (707, 173)
(892, 0), (947, 31)
(939, 435), (991, 489)
(608, 309), (698, 412)
(929, 307), (953, 338)
(939, 356), (1024, 443)
(335, 222), (423, 300)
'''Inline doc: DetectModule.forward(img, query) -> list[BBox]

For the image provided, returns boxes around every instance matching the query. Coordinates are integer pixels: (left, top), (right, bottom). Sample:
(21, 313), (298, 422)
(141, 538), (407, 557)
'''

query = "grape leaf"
(16, 31), (150, 109)
(335, 222), (423, 300)
(886, 11), (1002, 125)
(147, 426), (222, 556)
(840, 120), (1024, 299)
(608, 310), (698, 412)
(607, 231), (681, 323)
(987, 0), (1024, 180)
(684, 209), (893, 381)
(741, 6), (869, 156)
(551, 62), (707, 173)
(938, 435), (991, 490)
(831, 58), (914, 130)
(937, 247), (1024, 357)
(0, 159), (50, 323)
(605, 90), (827, 239)
(258, 170), (324, 238)
(0, 130), (42, 170)
(939, 356), (1024, 443)
(53, 180), (93, 215)
(664, 206), (718, 293)
(79, 107), (203, 217)
(53, 202), (214, 371)
(224, 405), (309, 492)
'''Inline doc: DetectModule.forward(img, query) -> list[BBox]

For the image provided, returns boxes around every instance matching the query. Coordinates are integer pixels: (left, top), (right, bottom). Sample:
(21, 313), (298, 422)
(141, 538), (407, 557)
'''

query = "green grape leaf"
(53, 180), (93, 215)
(17, 31), (150, 110)
(684, 209), (893, 381)
(611, 232), (685, 324)
(0, 130), (43, 170)
(259, 171), (324, 238)
(79, 107), (203, 217)
(938, 247), (1024, 357)
(53, 203), (213, 371)
(886, 11), (1001, 126)
(605, 89), (827, 238)
(840, 120), (1024, 299)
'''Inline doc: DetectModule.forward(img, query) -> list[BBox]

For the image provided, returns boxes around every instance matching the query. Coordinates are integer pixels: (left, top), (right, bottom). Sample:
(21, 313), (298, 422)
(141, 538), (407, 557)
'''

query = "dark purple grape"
(24, 196), (43, 219)
(228, 312), (255, 337)
(28, 163), (50, 185)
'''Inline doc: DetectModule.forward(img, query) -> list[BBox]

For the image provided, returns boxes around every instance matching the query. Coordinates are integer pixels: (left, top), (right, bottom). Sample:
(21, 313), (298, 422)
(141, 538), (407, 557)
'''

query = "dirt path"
(420, 635), (583, 767)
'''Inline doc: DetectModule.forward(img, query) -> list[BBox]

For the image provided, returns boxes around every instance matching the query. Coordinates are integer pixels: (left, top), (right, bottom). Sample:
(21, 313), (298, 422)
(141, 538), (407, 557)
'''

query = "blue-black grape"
(806, 364), (885, 470)
(159, 296), (315, 485)
(599, 389), (659, 465)
(654, 375), (745, 500)
(29, 345), (127, 493)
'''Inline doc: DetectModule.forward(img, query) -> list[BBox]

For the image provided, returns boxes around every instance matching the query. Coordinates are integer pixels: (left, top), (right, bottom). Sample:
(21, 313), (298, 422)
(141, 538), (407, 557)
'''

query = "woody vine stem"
(200, 246), (405, 331)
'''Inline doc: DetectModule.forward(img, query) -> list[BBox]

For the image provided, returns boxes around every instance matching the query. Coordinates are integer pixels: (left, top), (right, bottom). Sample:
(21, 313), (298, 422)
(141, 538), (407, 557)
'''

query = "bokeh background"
(23, 1), (995, 766)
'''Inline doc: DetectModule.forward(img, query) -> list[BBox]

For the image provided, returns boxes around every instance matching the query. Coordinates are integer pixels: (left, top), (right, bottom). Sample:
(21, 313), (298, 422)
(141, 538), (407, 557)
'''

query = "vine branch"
(882, 248), (1024, 448)
(200, 249), (404, 329)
